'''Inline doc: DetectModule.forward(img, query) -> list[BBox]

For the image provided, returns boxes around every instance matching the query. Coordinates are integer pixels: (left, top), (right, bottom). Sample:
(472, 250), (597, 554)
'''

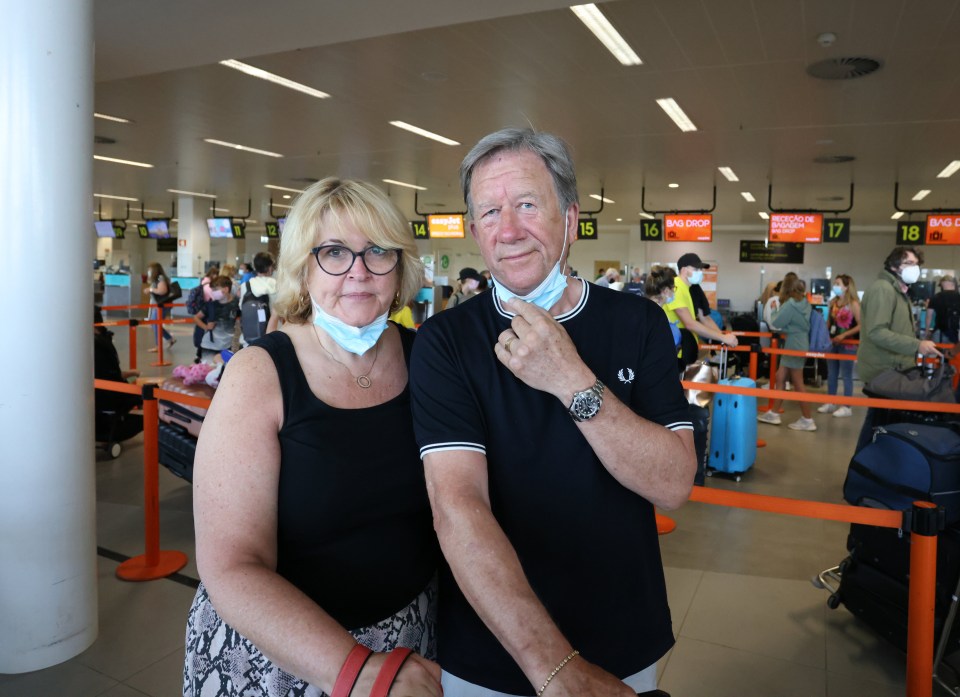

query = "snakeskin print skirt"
(183, 580), (437, 697)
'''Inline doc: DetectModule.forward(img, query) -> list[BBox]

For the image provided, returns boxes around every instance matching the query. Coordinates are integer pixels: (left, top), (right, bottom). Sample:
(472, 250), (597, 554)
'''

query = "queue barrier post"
(906, 501), (941, 697)
(128, 318), (139, 371)
(116, 384), (188, 582)
(150, 309), (172, 368)
(748, 345), (759, 382)
(767, 337), (779, 410)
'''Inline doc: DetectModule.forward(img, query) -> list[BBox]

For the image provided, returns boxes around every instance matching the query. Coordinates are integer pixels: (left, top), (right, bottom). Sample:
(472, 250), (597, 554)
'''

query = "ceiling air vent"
(813, 155), (855, 164)
(94, 135), (116, 144)
(806, 57), (882, 80)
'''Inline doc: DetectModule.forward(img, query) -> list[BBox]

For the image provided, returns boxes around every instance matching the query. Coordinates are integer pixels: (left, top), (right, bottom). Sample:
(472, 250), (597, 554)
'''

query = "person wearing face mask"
(925, 274), (960, 343)
(193, 276), (240, 361)
(446, 267), (484, 309)
(855, 246), (942, 451)
(644, 265), (689, 366)
(410, 128), (696, 697)
(184, 178), (442, 697)
(817, 274), (861, 417)
(663, 253), (737, 349)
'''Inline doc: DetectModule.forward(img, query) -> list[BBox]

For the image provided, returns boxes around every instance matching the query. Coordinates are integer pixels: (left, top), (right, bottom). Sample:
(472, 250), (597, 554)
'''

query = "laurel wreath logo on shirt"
(618, 368), (635, 384)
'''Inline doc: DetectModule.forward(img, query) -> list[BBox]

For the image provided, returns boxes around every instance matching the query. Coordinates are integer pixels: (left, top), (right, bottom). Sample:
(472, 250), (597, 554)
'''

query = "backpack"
(809, 307), (832, 352)
(186, 284), (206, 315)
(240, 280), (270, 343)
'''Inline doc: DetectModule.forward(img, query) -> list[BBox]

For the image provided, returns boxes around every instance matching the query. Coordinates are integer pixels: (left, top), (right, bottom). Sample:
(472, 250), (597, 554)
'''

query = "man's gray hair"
(459, 128), (579, 217)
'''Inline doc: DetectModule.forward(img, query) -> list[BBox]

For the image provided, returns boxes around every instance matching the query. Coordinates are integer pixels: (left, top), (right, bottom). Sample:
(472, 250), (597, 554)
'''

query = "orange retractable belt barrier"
(96, 309), (192, 369)
(688, 486), (939, 697)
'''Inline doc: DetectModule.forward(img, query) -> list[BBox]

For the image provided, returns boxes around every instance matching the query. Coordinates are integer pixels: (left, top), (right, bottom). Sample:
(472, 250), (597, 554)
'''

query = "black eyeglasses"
(310, 244), (401, 276)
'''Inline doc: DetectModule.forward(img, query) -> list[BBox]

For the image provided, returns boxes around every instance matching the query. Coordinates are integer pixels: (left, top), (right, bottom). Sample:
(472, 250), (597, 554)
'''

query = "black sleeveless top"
(253, 327), (438, 629)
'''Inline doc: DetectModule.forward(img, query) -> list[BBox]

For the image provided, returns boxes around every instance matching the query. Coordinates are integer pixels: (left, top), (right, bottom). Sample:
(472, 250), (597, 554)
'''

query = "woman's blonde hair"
(273, 178), (424, 324)
(833, 274), (858, 306)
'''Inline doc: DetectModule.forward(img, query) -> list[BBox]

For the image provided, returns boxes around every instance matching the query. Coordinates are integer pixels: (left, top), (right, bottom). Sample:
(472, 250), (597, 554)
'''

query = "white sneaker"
(817, 403), (838, 414)
(757, 410), (782, 425)
(833, 406), (853, 418)
(788, 417), (817, 432)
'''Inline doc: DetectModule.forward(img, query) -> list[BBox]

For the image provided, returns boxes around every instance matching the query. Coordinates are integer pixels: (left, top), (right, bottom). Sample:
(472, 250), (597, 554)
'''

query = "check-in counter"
(103, 274), (133, 314)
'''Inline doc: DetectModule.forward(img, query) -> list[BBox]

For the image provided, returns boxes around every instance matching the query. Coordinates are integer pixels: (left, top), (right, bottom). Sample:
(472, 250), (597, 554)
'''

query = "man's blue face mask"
(492, 215), (570, 313)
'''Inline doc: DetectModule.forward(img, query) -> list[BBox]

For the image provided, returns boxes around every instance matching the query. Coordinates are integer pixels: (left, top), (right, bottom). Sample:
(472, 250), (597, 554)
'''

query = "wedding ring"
(505, 337), (516, 352)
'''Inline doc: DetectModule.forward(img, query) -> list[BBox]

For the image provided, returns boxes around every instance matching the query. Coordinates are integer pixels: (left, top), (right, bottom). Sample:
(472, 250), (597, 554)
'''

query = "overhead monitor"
(427, 214), (465, 239)
(94, 220), (116, 238)
(925, 215), (960, 245)
(768, 213), (823, 244)
(146, 219), (170, 238)
(663, 213), (712, 242)
(207, 217), (233, 238)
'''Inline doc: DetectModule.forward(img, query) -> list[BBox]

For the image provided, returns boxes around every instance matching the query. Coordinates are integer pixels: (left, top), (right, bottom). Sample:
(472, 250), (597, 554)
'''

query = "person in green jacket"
(758, 274), (817, 431)
(855, 246), (942, 450)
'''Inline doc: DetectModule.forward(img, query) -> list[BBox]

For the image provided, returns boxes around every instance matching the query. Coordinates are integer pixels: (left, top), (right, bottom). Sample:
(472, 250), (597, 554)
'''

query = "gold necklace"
(312, 325), (380, 388)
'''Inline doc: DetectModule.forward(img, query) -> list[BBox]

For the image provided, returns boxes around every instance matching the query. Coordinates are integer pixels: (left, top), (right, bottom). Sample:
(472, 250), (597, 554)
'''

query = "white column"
(176, 196), (210, 277)
(0, 0), (97, 672)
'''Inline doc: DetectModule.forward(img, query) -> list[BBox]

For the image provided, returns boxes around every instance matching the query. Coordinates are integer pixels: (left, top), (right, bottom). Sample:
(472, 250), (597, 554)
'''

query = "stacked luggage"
(157, 376), (215, 482)
(819, 420), (960, 684)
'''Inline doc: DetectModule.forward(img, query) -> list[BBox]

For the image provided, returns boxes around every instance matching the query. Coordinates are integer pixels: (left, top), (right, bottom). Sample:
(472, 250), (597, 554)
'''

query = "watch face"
(571, 391), (601, 420)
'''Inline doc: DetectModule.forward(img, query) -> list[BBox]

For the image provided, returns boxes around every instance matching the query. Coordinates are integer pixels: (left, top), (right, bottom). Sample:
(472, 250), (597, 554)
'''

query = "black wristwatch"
(568, 379), (605, 422)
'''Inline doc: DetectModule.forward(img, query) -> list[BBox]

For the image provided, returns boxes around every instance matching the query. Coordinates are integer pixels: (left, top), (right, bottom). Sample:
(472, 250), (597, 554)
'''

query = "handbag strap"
(369, 647), (413, 697)
(331, 644), (373, 697)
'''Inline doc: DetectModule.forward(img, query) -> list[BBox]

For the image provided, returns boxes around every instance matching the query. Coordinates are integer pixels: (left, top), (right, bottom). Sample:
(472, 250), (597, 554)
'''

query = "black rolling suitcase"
(158, 422), (197, 482)
(689, 404), (709, 487)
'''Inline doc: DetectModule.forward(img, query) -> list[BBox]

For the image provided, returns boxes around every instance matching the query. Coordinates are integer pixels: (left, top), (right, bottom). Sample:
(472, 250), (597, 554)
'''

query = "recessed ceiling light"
(220, 59), (331, 99)
(94, 112), (130, 123)
(590, 194), (615, 203)
(94, 193), (138, 202)
(656, 98), (697, 132)
(938, 161), (960, 178)
(204, 138), (283, 158)
(668, 183), (679, 189)
(913, 189), (931, 201)
(891, 211), (905, 220)
(283, 195), (291, 199)
(570, 4), (642, 66)
(389, 121), (459, 146)
(264, 184), (304, 194)
(382, 178), (428, 191)
(168, 189), (217, 199)
(718, 166), (739, 182)
(638, 212), (654, 219)
(741, 192), (756, 202)
(616, 218), (623, 222)
(94, 155), (154, 168)
(758, 212), (769, 220)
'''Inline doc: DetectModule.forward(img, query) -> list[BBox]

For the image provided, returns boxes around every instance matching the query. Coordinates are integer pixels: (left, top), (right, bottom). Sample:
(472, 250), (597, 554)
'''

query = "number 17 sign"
(822, 218), (850, 243)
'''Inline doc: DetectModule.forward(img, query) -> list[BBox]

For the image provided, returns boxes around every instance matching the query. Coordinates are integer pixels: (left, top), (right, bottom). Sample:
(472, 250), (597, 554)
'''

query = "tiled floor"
(1, 322), (954, 695)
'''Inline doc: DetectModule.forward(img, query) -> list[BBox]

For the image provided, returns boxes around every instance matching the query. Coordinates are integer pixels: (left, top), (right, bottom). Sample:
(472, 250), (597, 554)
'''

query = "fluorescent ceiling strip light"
(272, 202), (293, 210)
(264, 184), (305, 194)
(220, 59), (330, 99)
(389, 121), (459, 146)
(656, 98), (697, 132)
(668, 183), (679, 189)
(213, 207), (230, 213)
(94, 193), (138, 202)
(758, 212), (769, 220)
(638, 212), (654, 219)
(590, 194), (615, 203)
(94, 112), (130, 123)
(718, 166), (739, 182)
(204, 138), (283, 158)
(141, 208), (167, 215)
(382, 178), (427, 191)
(168, 188), (217, 199)
(570, 4), (642, 66)
(127, 219), (146, 224)
(94, 155), (154, 168)
(741, 192), (756, 202)
(913, 189), (931, 201)
(938, 161), (960, 178)
(891, 211), (905, 220)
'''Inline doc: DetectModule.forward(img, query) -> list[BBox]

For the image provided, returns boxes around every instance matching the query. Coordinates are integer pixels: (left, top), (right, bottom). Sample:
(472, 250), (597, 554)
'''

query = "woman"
(757, 275), (816, 431)
(818, 274), (860, 418)
(644, 265), (683, 354)
(184, 178), (442, 697)
(144, 262), (175, 352)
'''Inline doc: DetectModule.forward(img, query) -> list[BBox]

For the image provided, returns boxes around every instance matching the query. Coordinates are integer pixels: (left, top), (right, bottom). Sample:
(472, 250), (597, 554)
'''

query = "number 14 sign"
(822, 218), (850, 243)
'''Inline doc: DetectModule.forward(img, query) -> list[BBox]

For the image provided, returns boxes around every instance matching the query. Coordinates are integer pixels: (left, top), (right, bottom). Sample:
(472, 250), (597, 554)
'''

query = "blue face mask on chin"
(493, 216), (570, 313)
(311, 297), (388, 355)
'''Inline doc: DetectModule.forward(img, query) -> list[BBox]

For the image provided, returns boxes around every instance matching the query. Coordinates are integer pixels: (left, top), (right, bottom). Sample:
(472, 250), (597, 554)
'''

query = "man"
(926, 274), (960, 343)
(623, 267), (645, 297)
(856, 246), (941, 450)
(239, 251), (279, 346)
(664, 253), (737, 348)
(410, 128), (696, 696)
(446, 267), (484, 309)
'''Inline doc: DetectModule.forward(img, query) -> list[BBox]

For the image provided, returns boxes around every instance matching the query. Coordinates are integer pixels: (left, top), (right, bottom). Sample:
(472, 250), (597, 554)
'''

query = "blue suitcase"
(708, 373), (758, 480)
(844, 422), (960, 524)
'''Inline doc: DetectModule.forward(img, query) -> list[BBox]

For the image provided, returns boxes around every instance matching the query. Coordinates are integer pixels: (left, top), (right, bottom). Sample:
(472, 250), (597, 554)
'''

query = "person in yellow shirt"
(663, 253), (737, 348)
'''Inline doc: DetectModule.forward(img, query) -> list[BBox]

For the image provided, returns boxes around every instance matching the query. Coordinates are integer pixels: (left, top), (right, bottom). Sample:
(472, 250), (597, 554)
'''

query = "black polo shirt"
(410, 280), (691, 694)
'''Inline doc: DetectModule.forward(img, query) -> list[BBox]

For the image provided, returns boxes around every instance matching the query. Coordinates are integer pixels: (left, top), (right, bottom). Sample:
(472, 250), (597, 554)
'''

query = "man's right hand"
(919, 339), (943, 357)
(721, 333), (739, 348)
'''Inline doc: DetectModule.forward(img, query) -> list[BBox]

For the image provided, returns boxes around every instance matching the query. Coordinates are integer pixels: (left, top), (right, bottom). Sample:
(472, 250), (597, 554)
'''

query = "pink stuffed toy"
(173, 362), (215, 386)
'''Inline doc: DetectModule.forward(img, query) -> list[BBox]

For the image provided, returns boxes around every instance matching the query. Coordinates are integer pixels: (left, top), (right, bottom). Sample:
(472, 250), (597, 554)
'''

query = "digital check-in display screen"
(664, 214), (712, 242)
